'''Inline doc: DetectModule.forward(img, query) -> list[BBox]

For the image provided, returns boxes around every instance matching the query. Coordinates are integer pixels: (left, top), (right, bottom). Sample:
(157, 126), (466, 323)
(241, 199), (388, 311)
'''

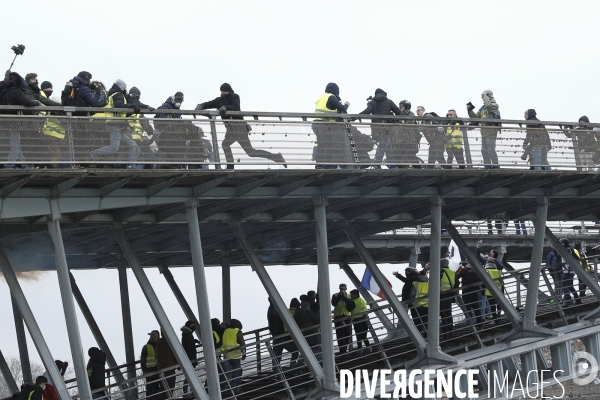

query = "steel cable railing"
(62, 255), (600, 399)
(1, 107), (599, 170)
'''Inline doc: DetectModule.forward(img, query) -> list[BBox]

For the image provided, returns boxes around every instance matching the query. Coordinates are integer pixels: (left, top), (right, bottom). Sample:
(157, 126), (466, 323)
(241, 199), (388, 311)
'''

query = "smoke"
(0, 271), (45, 282)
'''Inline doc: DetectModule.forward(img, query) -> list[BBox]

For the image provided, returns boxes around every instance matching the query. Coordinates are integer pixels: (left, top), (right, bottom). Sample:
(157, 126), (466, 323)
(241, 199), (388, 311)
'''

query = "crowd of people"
(2, 70), (599, 170)
(10, 238), (597, 399)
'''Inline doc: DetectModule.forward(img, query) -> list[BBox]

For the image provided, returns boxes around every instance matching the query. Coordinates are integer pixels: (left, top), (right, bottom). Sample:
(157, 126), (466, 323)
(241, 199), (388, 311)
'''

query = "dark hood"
(373, 92), (388, 102)
(289, 297), (301, 309)
(8, 72), (27, 89)
(73, 76), (89, 87)
(374, 88), (387, 96)
(526, 109), (537, 119)
(325, 82), (339, 95)
(579, 115), (590, 124)
(88, 347), (106, 364)
(180, 326), (193, 334)
(164, 96), (179, 109)
(108, 83), (124, 97)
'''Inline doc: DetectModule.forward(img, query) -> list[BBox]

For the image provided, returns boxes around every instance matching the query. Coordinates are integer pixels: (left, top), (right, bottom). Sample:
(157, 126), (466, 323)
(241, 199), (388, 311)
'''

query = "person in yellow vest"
(440, 258), (457, 340)
(140, 330), (161, 399)
(36, 84), (67, 167)
(411, 270), (429, 338)
(350, 289), (371, 355)
(484, 257), (504, 324)
(220, 319), (246, 395)
(89, 79), (140, 166)
(125, 86), (158, 169)
(312, 82), (351, 169)
(331, 283), (354, 354)
(444, 109), (466, 169)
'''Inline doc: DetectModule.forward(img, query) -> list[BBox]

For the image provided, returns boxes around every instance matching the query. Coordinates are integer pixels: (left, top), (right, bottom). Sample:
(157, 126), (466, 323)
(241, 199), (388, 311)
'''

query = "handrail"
(1, 105), (599, 128)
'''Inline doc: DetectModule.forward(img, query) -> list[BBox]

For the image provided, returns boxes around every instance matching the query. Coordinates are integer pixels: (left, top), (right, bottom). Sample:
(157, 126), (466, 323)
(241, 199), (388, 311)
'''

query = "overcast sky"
(1, 0), (599, 379)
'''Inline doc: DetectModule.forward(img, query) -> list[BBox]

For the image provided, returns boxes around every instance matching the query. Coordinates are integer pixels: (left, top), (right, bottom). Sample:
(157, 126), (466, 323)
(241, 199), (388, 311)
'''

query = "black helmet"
(399, 100), (411, 110)
(559, 238), (570, 247)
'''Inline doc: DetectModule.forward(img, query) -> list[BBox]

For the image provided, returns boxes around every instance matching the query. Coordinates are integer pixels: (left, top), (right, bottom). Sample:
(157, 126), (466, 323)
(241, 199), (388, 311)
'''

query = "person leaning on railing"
(1, 72), (41, 169)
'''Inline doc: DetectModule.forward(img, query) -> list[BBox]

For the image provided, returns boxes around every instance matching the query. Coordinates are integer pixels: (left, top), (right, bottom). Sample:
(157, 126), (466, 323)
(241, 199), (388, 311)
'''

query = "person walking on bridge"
(350, 289), (370, 354)
(196, 83), (286, 169)
(522, 109), (551, 170)
(331, 283), (354, 354)
(559, 238), (581, 306)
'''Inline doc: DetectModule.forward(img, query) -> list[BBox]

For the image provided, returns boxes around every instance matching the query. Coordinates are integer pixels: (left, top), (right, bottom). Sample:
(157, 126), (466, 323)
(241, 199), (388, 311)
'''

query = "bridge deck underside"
(2, 169), (600, 271)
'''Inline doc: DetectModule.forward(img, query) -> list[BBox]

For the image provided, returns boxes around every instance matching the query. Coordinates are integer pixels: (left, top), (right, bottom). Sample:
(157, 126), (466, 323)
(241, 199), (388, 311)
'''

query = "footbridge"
(1, 108), (600, 399)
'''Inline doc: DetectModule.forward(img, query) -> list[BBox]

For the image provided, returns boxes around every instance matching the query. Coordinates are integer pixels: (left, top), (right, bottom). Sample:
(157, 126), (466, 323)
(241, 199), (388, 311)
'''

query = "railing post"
(65, 108), (76, 163)
(209, 114), (221, 169)
(185, 204), (222, 400)
(255, 331), (262, 374)
(462, 125), (473, 169)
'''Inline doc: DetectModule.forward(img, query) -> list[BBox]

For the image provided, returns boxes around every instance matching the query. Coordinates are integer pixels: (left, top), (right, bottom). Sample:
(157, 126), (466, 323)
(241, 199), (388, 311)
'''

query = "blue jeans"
(479, 292), (491, 316)
(90, 126), (139, 162)
(514, 220), (527, 235)
(481, 135), (499, 168)
(531, 145), (551, 170)
(223, 358), (242, 391)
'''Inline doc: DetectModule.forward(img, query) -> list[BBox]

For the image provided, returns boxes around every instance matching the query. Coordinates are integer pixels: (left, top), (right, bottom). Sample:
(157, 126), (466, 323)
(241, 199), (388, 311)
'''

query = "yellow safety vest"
(441, 268), (456, 292)
(284, 307), (297, 333)
(220, 328), (242, 360)
(39, 91), (66, 139)
(94, 92), (127, 119)
(333, 294), (351, 317)
(413, 281), (429, 307)
(145, 343), (157, 368)
(484, 267), (502, 296)
(578, 249), (591, 272)
(351, 297), (367, 320)
(446, 123), (463, 149)
(314, 93), (336, 122)
(128, 114), (144, 141)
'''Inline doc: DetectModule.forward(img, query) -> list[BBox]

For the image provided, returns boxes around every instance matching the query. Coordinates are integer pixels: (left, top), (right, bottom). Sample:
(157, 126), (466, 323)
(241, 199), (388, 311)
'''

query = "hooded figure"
(181, 321), (199, 367)
(86, 347), (107, 393)
(522, 108), (551, 170)
(293, 300), (321, 347)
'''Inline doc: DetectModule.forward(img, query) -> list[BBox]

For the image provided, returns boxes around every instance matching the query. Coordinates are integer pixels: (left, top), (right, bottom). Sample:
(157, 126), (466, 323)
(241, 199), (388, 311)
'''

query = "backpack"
(61, 79), (79, 107)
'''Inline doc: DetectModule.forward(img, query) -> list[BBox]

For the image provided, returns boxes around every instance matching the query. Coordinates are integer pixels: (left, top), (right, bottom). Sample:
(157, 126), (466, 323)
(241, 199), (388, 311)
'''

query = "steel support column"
(344, 223), (429, 363)
(112, 223), (209, 400)
(409, 246), (419, 268)
(550, 341), (573, 377)
(185, 204), (222, 400)
(339, 262), (395, 334)
(11, 296), (32, 383)
(221, 249), (232, 322)
(313, 198), (339, 392)
(582, 333), (600, 369)
(426, 197), (455, 365)
(160, 266), (203, 339)
(0, 243), (71, 399)
(229, 222), (334, 397)
(487, 361), (507, 398)
(545, 226), (600, 320)
(0, 349), (18, 395)
(47, 210), (93, 400)
(520, 351), (538, 386)
(69, 272), (130, 396)
(523, 198), (556, 337)
(118, 264), (137, 395)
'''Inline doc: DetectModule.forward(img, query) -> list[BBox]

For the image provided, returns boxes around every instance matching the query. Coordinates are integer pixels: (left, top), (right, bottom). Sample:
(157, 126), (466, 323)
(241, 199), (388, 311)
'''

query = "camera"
(11, 44), (25, 56)
(466, 101), (475, 111)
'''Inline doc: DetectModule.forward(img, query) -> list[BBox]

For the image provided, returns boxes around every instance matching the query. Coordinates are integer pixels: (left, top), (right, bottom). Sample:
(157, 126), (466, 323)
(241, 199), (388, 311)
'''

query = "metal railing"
(61, 255), (600, 400)
(0, 106), (599, 170)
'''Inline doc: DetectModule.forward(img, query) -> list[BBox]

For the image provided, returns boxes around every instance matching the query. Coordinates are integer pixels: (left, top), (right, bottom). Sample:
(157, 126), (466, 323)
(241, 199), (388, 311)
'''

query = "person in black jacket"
(522, 109), (551, 170)
(359, 88), (402, 168)
(456, 264), (484, 326)
(196, 83), (286, 169)
(181, 320), (199, 394)
(293, 301), (322, 357)
(422, 112), (446, 168)
(2, 72), (40, 168)
(393, 267), (427, 324)
(87, 347), (107, 399)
